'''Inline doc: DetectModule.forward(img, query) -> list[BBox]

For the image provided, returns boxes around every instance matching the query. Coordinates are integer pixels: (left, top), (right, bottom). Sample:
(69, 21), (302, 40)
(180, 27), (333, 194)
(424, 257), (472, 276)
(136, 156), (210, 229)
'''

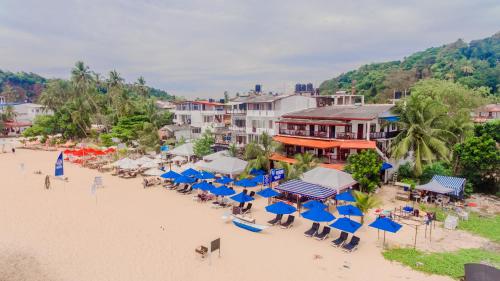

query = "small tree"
(345, 150), (382, 193)
(397, 162), (414, 180)
(353, 191), (381, 224)
(419, 162), (452, 183)
(228, 143), (238, 157)
(193, 130), (214, 157)
(138, 122), (160, 153)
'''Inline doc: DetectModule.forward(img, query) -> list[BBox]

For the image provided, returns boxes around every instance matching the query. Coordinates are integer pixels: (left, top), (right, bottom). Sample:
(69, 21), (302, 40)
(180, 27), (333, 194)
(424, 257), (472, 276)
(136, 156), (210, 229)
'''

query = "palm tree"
(134, 76), (148, 98)
(276, 161), (302, 180)
(391, 95), (456, 176)
(107, 70), (124, 88)
(353, 191), (381, 224)
(228, 143), (238, 157)
(461, 64), (474, 76)
(294, 152), (318, 173)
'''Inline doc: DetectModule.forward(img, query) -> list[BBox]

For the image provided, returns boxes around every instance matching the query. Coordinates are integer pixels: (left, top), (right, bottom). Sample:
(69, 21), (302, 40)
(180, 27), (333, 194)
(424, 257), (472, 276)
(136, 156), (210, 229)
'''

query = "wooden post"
(414, 226), (418, 249)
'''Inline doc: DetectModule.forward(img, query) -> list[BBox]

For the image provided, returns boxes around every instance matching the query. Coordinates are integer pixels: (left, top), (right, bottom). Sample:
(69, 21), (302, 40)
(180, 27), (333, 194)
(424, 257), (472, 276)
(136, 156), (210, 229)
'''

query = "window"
(390, 123), (397, 131)
(287, 123), (294, 130)
(345, 125), (352, 133)
(192, 127), (201, 134)
(319, 125), (326, 132)
(267, 103), (272, 110)
(370, 124), (376, 133)
(298, 124), (306, 131)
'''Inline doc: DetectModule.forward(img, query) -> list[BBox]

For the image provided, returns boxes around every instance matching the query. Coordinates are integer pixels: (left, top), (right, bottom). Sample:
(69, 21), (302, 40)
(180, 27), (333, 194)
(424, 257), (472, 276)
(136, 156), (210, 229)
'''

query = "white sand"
(0, 150), (454, 281)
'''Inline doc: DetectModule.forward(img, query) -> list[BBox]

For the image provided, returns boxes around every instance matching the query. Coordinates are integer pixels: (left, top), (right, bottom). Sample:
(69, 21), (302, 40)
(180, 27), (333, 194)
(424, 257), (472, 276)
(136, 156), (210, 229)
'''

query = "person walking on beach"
(45, 175), (51, 190)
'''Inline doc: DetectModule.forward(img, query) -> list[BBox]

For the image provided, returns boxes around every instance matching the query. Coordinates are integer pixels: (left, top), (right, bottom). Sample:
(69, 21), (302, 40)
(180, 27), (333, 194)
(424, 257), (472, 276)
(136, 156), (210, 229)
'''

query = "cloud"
(0, 0), (499, 98)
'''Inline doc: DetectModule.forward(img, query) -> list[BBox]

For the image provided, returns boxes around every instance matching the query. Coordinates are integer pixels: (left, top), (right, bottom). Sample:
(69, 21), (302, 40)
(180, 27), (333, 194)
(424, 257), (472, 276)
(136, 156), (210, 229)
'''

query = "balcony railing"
(279, 129), (329, 139)
(335, 132), (358, 139)
(369, 131), (400, 139)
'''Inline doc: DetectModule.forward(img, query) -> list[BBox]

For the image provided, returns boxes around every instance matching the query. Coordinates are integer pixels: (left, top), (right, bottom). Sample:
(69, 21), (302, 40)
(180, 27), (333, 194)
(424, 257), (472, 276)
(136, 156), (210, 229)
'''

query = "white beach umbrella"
(171, 155), (187, 162)
(119, 161), (139, 170)
(140, 161), (159, 169)
(143, 168), (164, 176)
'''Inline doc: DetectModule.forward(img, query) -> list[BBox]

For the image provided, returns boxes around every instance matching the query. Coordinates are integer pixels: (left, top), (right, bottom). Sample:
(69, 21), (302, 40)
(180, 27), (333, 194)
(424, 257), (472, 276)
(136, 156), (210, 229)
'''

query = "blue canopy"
(181, 168), (200, 177)
(380, 162), (393, 171)
(192, 181), (214, 191)
(174, 175), (196, 184)
(230, 192), (255, 203)
(330, 217), (362, 234)
(403, 206), (414, 212)
(380, 116), (399, 122)
(256, 188), (280, 198)
(369, 217), (402, 233)
(337, 205), (363, 217)
(301, 208), (336, 222)
(276, 179), (337, 200)
(160, 170), (181, 179)
(336, 191), (356, 202)
(250, 168), (266, 176)
(303, 200), (328, 210)
(265, 201), (297, 215)
(234, 178), (258, 188)
(252, 175), (265, 184)
(215, 176), (233, 184)
(195, 171), (215, 180)
(210, 185), (236, 196)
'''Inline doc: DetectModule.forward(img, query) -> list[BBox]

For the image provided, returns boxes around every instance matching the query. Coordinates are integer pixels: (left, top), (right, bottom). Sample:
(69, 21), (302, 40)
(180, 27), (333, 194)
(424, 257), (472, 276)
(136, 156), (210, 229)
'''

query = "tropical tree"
(193, 130), (214, 157)
(353, 191), (381, 224)
(138, 122), (160, 153)
(275, 161), (302, 180)
(345, 150), (382, 193)
(228, 143), (238, 157)
(294, 152), (318, 173)
(134, 76), (148, 98)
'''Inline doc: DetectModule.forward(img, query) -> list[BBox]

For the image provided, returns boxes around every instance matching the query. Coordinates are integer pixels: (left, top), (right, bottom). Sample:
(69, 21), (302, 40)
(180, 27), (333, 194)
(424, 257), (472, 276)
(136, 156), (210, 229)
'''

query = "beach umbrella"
(181, 168), (200, 177)
(195, 171), (215, 180)
(301, 208), (336, 222)
(256, 188), (280, 198)
(252, 174), (265, 184)
(215, 176), (233, 184)
(369, 217), (402, 246)
(210, 185), (236, 197)
(135, 156), (154, 165)
(174, 175), (196, 184)
(161, 170), (181, 179)
(143, 168), (164, 176)
(193, 181), (214, 191)
(234, 178), (258, 188)
(330, 217), (362, 234)
(337, 205), (363, 217)
(265, 201), (297, 215)
(336, 191), (356, 202)
(140, 161), (158, 169)
(250, 168), (266, 176)
(380, 162), (393, 171)
(303, 200), (328, 210)
(230, 192), (255, 203)
(403, 206), (414, 213)
(119, 161), (139, 170)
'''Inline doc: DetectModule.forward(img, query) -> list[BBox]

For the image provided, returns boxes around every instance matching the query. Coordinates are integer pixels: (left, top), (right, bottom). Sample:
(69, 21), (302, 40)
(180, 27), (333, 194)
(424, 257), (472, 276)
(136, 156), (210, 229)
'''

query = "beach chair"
(238, 202), (245, 208)
(248, 191), (255, 197)
(176, 184), (188, 193)
(314, 226), (331, 240)
(331, 231), (349, 247)
(242, 203), (252, 214)
(342, 236), (360, 252)
(242, 189), (248, 195)
(280, 215), (295, 229)
(267, 214), (283, 226)
(195, 245), (209, 258)
(181, 185), (193, 194)
(304, 222), (320, 237)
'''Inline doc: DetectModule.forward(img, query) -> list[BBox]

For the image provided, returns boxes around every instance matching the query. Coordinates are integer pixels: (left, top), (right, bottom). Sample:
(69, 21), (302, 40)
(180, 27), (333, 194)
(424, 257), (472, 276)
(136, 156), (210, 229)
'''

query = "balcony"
(369, 131), (400, 139)
(278, 129), (329, 139)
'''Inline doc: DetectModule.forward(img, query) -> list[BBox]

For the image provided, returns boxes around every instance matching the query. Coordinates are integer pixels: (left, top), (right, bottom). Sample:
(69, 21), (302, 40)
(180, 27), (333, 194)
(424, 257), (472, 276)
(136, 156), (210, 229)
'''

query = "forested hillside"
(319, 31), (500, 102)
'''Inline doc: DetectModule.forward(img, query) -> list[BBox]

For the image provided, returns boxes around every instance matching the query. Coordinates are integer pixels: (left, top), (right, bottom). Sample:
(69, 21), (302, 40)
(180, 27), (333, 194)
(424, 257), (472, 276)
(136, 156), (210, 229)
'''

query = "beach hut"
(430, 175), (466, 198)
(202, 150), (229, 161)
(275, 179), (337, 209)
(200, 156), (248, 178)
(301, 167), (356, 193)
(167, 143), (195, 161)
(415, 180), (455, 194)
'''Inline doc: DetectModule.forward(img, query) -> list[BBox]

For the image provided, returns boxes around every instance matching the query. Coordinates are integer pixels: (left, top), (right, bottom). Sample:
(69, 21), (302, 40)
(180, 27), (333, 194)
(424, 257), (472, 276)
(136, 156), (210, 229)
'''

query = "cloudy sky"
(1, 0), (499, 98)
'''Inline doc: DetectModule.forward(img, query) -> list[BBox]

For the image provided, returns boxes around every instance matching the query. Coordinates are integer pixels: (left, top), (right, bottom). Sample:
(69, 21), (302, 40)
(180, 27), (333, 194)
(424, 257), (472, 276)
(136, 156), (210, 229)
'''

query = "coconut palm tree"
(276, 161), (302, 180)
(294, 152), (318, 173)
(353, 191), (381, 224)
(228, 143), (238, 157)
(391, 95), (456, 176)
(134, 76), (148, 98)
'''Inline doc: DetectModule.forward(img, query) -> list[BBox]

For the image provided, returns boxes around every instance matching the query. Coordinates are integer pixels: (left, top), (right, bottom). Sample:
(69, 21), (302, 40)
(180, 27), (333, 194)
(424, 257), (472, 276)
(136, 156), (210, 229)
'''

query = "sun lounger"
(342, 236), (360, 252)
(248, 191), (255, 197)
(242, 203), (252, 214)
(280, 215), (295, 229)
(181, 186), (193, 194)
(195, 245), (209, 258)
(314, 226), (331, 240)
(331, 231), (349, 247)
(304, 222), (320, 237)
(176, 184), (188, 193)
(267, 214), (283, 225)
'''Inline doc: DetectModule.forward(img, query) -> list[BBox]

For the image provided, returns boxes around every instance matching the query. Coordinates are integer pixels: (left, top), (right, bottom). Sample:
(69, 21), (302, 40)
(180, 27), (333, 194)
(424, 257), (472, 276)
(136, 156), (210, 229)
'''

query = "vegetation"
(244, 132), (277, 172)
(419, 162), (452, 183)
(345, 150), (382, 193)
(457, 212), (500, 242)
(293, 152), (318, 173)
(353, 191), (381, 224)
(397, 162), (414, 180)
(320, 32), (500, 101)
(193, 130), (215, 157)
(383, 248), (500, 279)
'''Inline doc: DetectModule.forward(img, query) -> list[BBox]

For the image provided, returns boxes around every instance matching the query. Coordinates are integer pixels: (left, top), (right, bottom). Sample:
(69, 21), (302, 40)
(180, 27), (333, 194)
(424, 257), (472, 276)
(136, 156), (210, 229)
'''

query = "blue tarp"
(330, 217), (362, 233)
(432, 175), (466, 198)
(215, 176), (233, 184)
(369, 217), (402, 233)
(181, 168), (200, 177)
(265, 202), (297, 215)
(256, 188), (280, 198)
(210, 185), (235, 196)
(234, 178), (258, 188)
(337, 205), (363, 217)
(161, 170), (181, 179)
(192, 181), (214, 191)
(276, 180), (337, 200)
(301, 208), (336, 222)
(303, 200), (328, 210)
(230, 192), (255, 203)
(335, 191), (356, 202)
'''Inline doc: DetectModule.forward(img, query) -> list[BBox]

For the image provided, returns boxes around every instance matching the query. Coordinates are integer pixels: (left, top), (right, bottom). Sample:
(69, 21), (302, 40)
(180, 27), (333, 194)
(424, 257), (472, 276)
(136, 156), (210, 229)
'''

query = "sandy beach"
(0, 149), (457, 281)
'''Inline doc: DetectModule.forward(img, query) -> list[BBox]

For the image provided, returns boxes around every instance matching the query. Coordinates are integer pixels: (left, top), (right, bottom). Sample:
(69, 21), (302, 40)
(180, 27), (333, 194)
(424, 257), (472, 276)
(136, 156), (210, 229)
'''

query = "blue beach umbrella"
(303, 200), (328, 210)
(230, 192), (255, 203)
(369, 217), (403, 246)
(195, 171), (215, 180)
(301, 208), (336, 222)
(265, 201), (297, 215)
(336, 191), (356, 202)
(234, 178), (258, 188)
(256, 188), (280, 198)
(252, 174), (265, 184)
(380, 162), (393, 171)
(210, 185), (236, 197)
(181, 168), (200, 177)
(337, 205), (363, 217)
(215, 176), (233, 184)
(403, 206), (414, 213)
(174, 175), (196, 184)
(330, 217), (362, 234)
(160, 170), (181, 179)
(250, 168), (266, 176)
(192, 181), (214, 191)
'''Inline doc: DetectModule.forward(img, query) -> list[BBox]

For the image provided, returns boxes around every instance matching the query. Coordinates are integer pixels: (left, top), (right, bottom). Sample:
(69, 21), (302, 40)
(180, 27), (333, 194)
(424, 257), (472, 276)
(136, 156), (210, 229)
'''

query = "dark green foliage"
(110, 115), (150, 142)
(397, 163), (414, 180)
(419, 162), (452, 183)
(193, 130), (214, 157)
(345, 150), (382, 193)
(0, 70), (46, 101)
(474, 119), (500, 142)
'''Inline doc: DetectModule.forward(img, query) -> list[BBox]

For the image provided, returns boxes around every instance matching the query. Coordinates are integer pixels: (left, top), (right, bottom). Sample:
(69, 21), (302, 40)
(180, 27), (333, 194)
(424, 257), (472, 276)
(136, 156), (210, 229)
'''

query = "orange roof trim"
(273, 136), (376, 150)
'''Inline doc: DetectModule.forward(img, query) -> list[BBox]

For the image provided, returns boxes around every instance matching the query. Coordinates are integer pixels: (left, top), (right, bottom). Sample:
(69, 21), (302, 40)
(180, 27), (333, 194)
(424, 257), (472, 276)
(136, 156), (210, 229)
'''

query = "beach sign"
(270, 168), (285, 182)
(55, 152), (64, 176)
(263, 175), (271, 186)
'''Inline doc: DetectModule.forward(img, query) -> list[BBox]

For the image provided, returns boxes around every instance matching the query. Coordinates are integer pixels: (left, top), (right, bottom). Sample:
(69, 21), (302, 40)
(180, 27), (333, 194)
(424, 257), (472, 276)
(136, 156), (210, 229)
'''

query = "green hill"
(319, 31), (500, 102)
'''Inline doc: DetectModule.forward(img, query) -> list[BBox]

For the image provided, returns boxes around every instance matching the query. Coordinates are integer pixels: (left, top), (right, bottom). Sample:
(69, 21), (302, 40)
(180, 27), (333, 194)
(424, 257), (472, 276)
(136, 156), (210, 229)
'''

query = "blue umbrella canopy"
(230, 192), (255, 203)
(252, 174), (265, 184)
(403, 206), (414, 212)
(195, 171), (215, 180)
(181, 168), (200, 177)
(215, 176), (233, 184)
(330, 217), (362, 234)
(210, 185), (236, 196)
(303, 200), (328, 210)
(369, 217), (402, 233)
(250, 168), (266, 176)
(265, 201), (297, 215)
(336, 191), (356, 202)
(160, 170), (181, 179)
(256, 188), (280, 198)
(337, 205), (363, 217)
(192, 181), (214, 191)
(234, 178), (258, 188)
(174, 175), (196, 184)
(301, 208), (336, 222)
(380, 162), (393, 171)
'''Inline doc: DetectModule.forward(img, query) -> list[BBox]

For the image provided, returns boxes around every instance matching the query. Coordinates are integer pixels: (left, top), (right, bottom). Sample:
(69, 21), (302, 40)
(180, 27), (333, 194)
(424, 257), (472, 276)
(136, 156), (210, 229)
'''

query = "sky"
(1, 0), (499, 98)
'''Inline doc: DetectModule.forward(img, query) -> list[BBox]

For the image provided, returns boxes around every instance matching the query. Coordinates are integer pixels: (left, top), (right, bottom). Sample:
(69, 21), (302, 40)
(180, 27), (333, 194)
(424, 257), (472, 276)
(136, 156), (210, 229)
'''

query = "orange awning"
(320, 163), (346, 170)
(339, 140), (376, 149)
(273, 136), (339, 149)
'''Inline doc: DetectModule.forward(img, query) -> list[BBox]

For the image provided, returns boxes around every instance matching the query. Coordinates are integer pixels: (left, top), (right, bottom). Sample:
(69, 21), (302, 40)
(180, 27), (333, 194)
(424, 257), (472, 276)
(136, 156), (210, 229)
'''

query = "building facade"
(472, 104), (500, 123)
(172, 100), (226, 134)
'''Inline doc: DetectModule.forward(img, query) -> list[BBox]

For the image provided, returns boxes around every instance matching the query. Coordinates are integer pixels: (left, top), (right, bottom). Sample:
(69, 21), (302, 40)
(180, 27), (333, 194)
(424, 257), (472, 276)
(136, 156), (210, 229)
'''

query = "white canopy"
(201, 156), (247, 176)
(135, 156), (154, 165)
(112, 157), (133, 167)
(119, 161), (139, 170)
(301, 167), (356, 192)
(140, 161), (159, 169)
(194, 160), (212, 170)
(416, 180), (455, 194)
(171, 155), (187, 162)
(167, 143), (194, 157)
(203, 150), (229, 161)
(143, 168), (164, 176)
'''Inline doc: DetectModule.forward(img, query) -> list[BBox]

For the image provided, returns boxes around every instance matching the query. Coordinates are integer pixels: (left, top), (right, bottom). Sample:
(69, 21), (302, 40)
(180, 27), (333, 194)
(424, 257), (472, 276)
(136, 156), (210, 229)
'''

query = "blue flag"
(55, 152), (64, 176)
